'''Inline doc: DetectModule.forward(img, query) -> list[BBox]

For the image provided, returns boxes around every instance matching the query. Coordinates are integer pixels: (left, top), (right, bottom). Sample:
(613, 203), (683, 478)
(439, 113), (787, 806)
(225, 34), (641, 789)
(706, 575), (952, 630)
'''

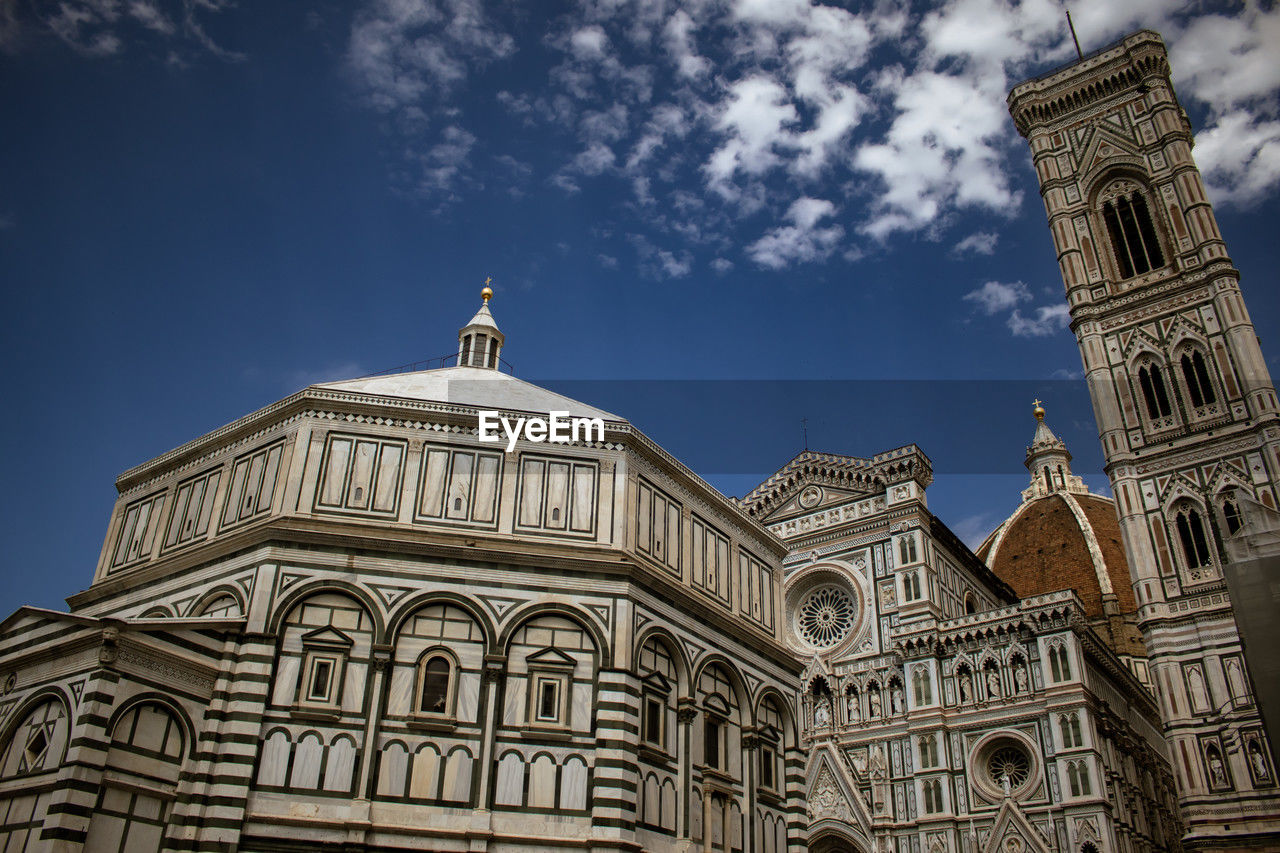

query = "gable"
(762, 482), (877, 524)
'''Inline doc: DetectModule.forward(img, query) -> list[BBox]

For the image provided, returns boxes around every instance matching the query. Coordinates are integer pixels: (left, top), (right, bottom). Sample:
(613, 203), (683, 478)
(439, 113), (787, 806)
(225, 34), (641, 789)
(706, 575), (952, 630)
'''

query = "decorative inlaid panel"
(110, 491), (167, 571)
(514, 454), (598, 537)
(316, 434), (405, 517)
(161, 468), (221, 553)
(637, 477), (681, 575)
(691, 515), (730, 606)
(221, 439), (284, 529)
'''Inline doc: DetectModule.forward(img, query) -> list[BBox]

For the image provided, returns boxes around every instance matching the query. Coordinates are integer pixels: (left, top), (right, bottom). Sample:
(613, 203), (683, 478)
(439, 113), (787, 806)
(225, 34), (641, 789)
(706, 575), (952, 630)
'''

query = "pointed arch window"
(1175, 505), (1212, 569)
(1060, 712), (1083, 748)
(918, 734), (938, 768)
(903, 571), (922, 602)
(1181, 351), (1217, 407)
(912, 669), (933, 706)
(1068, 760), (1092, 796)
(1222, 494), (1243, 536)
(922, 778), (944, 813)
(1102, 190), (1164, 278)
(1049, 644), (1072, 683)
(1138, 363), (1173, 419)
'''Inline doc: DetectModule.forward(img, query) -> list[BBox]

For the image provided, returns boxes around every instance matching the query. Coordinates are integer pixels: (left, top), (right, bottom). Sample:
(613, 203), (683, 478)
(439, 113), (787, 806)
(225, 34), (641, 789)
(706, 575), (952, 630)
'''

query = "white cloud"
(348, 0), (514, 112)
(954, 231), (999, 256)
(569, 25), (609, 60)
(1194, 111), (1280, 206)
(855, 68), (1019, 239)
(1008, 303), (1070, 337)
(711, 257), (734, 274)
(963, 280), (1030, 315)
(747, 197), (844, 269)
(663, 10), (709, 79)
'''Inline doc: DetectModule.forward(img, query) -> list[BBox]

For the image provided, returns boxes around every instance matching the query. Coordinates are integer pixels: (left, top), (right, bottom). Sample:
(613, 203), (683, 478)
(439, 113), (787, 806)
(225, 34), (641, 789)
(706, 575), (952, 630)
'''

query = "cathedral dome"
(975, 491), (1136, 622)
(975, 404), (1148, 671)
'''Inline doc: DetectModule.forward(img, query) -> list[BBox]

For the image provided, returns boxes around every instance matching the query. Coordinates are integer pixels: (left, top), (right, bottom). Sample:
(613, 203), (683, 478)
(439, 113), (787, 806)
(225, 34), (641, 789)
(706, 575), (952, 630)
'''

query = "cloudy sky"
(2, 0), (1278, 615)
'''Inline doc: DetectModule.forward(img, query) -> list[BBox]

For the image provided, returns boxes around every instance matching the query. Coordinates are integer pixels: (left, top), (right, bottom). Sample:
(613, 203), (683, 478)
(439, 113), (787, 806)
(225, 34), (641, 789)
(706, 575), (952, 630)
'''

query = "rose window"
(987, 745), (1031, 789)
(797, 586), (856, 648)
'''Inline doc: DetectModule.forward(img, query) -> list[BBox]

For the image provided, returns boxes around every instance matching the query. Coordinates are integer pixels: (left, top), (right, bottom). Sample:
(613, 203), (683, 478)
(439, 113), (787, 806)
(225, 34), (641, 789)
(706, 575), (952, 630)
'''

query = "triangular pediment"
(764, 482), (877, 523)
(984, 798), (1052, 853)
(1081, 124), (1140, 173)
(805, 743), (875, 836)
(302, 626), (353, 647)
(527, 646), (576, 668)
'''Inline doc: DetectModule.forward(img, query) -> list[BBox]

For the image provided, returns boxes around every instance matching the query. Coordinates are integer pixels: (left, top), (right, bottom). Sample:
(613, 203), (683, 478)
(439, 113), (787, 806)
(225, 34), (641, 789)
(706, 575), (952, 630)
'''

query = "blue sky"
(2, 0), (1278, 616)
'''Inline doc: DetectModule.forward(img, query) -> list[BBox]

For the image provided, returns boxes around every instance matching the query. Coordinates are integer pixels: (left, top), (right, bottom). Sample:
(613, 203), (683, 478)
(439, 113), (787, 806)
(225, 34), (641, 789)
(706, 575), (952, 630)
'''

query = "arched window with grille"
(1100, 184), (1164, 278)
(1180, 350), (1218, 408)
(1138, 363), (1172, 419)
(1174, 504), (1212, 570)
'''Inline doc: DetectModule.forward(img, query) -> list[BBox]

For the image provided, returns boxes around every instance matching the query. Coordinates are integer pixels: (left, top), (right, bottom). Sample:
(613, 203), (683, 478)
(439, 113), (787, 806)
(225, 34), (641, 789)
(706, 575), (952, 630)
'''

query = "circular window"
(797, 586), (856, 648)
(987, 745), (1031, 790)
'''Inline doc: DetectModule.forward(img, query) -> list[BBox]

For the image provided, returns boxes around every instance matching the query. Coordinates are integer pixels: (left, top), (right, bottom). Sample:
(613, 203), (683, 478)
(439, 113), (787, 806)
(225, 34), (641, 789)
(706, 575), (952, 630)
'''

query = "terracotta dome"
(976, 405), (1148, 670)
(976, 492), (1136, 620)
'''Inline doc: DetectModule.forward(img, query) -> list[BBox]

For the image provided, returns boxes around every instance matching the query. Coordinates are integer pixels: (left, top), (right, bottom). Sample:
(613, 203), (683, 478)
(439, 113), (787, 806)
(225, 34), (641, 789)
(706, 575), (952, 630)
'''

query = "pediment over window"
(527, 646), (576, 669)
(641, 671), (672, 694)
(301, 626), (353, 648)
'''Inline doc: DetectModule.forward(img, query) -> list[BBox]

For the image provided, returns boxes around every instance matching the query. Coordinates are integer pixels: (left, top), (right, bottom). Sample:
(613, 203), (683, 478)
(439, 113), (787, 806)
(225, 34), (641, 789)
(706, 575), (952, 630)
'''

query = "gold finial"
(481, 277), (493, 303)
(1033, 398), (1045, 420)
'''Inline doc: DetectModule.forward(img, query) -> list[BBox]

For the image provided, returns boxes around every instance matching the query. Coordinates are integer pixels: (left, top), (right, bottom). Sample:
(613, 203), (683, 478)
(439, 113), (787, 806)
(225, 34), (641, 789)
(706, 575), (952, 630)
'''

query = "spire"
(457, 280), (505, 369)
(1022, 400), (1086, 501)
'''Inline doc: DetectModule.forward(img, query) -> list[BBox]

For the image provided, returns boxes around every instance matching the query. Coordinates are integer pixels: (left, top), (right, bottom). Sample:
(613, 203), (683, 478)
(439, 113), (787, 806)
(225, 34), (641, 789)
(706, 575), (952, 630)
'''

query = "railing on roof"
(362, 352), (516, 378)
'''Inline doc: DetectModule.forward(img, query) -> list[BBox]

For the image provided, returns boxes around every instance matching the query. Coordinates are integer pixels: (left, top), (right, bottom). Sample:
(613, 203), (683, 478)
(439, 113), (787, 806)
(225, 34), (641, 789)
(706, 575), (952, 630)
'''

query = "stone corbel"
(482, 653), (508, 684)
(99, 625), (120, 665)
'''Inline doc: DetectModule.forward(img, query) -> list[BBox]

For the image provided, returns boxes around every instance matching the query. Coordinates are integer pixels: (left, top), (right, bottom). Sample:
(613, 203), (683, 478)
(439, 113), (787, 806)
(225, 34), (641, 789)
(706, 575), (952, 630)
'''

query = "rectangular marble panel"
(372, 445), (403, 512)
(319, 438), (352, 507)
(545, 462), (570, 529)
(347, 441), (378, 509)
(419, 449), (449, 518)
(111, 493), (166, 570)
(446, 452), (475, 520)
(472, 455), (500, 522)
(518, 458), (546, 527)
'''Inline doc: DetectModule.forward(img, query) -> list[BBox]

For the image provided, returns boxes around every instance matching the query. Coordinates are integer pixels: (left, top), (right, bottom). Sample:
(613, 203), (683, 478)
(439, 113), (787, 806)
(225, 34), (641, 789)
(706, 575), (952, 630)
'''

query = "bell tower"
(1009, 30), (1280, 848)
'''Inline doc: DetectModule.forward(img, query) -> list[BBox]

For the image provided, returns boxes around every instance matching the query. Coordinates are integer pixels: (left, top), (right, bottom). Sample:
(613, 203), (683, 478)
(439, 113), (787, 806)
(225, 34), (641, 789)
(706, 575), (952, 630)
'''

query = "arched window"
(898, 534), (918, 565)
(417, 654), (453, 715)
(1043, 466), (1052, 493)
(1174, 505), (1212, 569)
(1049, 645), (1072, 682)
(918, 735), (938, 768)
(903, 571), (922, 602)
(1181, 351), (1217, 408)
(1222, 494), (1243, 535)
(964, 592), (977, 615)
(1138, 363), (1173, 419)
(1060, 712), (1083, 748)
(913, 669), (933, 705)
(1102, 189), (1163, 278)
(922, 778), (943, 813)
(1068, 760), (1092, 796)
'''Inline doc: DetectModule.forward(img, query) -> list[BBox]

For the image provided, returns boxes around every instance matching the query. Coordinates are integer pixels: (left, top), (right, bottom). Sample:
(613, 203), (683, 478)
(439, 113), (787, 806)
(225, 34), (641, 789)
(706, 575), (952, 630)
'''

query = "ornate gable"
(739, 446), (932, 522)
(984, 798), (1052, 853)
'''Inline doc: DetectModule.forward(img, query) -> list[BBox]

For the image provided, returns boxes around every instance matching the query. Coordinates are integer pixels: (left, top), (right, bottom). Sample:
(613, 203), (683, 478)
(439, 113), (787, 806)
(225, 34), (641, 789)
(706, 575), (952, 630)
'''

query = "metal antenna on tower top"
(1066, 9), (1084, 59)
(802, 417), (809, 451)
